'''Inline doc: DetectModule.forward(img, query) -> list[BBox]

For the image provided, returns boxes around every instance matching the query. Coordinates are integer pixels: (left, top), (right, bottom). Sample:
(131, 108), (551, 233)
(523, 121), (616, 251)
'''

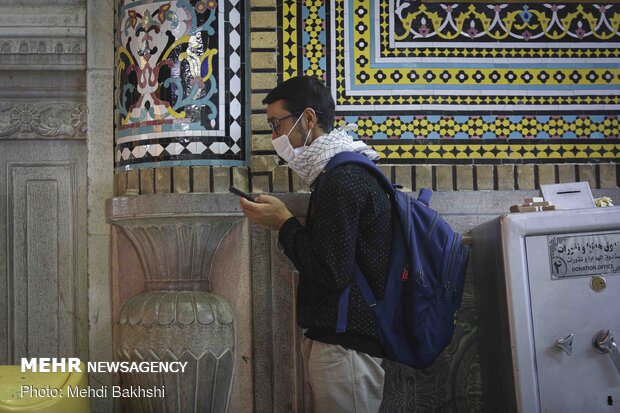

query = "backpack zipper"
(443, 234), (461, 300)
(425, 212), (439, 244)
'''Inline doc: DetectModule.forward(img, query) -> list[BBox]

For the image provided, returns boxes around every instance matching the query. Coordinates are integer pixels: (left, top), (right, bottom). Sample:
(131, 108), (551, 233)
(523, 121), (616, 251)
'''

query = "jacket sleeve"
(277, 167), (371, 292)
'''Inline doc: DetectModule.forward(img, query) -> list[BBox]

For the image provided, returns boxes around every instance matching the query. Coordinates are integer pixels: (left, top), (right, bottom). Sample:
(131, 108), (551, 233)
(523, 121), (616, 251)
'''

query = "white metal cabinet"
(526, 232), (620, 411)
(473, 207), (620, 413)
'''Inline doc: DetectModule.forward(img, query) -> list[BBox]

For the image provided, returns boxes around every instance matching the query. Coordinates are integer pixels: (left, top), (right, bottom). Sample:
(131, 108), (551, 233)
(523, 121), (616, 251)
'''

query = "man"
(240, 76), (392, 413)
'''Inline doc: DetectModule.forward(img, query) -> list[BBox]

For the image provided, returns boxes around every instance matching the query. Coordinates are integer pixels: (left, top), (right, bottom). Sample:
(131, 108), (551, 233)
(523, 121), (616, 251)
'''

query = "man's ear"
(304, 108), (317, 130)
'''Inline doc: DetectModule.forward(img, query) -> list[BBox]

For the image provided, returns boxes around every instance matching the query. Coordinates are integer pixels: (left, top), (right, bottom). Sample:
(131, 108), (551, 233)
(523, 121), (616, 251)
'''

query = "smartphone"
(229, 186), (255, 202)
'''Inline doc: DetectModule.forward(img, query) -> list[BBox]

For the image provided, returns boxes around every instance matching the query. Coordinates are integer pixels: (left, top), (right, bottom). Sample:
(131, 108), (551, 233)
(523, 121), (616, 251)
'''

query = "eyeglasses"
(266, 112), (302, 134)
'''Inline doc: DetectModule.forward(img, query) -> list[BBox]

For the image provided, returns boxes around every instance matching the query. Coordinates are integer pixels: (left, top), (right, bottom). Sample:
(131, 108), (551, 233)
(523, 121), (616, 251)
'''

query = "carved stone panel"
(0, 140), (87, 364)
(0, 102), (87, 140)
(250, 223), (313, 413)
(0, 1), (87, 138)
(379, 275), (483, 413)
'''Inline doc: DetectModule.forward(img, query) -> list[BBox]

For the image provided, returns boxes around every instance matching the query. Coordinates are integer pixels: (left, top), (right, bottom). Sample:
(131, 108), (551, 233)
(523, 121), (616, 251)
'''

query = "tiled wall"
(114, 0), (619, 195)
(114, 0), (248, 172)
(247, 0), (619, 193)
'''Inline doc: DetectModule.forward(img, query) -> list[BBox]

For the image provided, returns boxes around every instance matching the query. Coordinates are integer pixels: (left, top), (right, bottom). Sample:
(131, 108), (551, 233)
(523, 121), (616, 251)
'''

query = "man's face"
(266, 99), (307, 148)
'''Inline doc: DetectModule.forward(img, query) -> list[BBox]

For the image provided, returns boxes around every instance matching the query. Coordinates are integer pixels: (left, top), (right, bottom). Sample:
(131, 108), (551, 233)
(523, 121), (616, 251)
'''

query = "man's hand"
(240, 194), (294, 231)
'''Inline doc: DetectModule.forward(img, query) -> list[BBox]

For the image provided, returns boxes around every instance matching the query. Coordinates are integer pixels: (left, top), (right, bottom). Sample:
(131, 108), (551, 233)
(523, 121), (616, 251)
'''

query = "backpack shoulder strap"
(325, 152), (396, 333)
(310, 152), (387, 224)
(322, 151), (395, 195)
(324, 152), (434, 204)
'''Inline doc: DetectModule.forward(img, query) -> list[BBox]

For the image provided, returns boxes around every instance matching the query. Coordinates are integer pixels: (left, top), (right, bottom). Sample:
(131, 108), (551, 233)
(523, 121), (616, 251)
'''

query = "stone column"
(114, 0), (247, 173)
(87, 1), (115, 411)
(111, 0), (249, 411)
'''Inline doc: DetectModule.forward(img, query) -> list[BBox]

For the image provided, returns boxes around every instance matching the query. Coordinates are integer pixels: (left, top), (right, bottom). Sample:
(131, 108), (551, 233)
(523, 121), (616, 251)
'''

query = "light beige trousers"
(300, 336), (385, 413)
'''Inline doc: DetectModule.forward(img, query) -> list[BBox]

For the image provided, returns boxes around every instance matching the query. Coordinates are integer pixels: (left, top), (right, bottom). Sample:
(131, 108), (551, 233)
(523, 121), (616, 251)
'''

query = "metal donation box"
(473, 206), (620, 413)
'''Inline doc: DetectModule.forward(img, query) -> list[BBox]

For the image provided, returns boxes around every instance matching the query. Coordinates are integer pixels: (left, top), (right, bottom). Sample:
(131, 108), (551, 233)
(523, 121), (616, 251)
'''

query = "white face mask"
(271, 114), (312, 162)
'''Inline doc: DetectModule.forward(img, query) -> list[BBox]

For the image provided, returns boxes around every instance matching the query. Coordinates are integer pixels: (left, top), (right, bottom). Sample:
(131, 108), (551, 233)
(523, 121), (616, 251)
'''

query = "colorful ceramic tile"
(115, 0), (247, 170)
(279, 0), (620, 162)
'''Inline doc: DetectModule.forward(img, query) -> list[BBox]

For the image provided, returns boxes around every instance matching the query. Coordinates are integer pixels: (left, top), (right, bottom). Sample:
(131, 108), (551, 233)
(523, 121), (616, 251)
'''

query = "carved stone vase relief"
(107, 197), (242, 413)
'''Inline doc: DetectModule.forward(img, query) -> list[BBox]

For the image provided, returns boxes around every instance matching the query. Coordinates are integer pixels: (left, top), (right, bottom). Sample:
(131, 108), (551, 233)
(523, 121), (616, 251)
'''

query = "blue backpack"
(319, 152), (469, 369)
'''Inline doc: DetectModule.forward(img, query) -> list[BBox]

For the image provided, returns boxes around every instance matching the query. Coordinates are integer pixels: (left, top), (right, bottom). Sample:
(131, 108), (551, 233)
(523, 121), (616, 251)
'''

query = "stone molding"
(0, 3), (87, 133)
(0, 5), (86, 69)
(0, 5), (86, 37)
(0, 38), (85, 55)
(0, 101), (87, 139)
(0, 38), (86, 69)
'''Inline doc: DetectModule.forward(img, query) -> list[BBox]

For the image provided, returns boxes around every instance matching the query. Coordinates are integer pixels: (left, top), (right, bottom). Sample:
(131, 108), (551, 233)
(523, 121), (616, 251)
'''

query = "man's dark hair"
(262, 76), (335, 133)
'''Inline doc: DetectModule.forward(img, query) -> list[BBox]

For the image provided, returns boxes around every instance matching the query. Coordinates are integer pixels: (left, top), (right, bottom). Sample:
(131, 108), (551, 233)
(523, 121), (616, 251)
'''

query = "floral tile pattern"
(115, 0), (247, 170)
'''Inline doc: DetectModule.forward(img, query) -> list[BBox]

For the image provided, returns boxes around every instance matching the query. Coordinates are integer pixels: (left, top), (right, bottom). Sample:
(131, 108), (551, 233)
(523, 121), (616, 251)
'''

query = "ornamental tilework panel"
(279, 0), (620, 163)
(115, 0), (247, 170)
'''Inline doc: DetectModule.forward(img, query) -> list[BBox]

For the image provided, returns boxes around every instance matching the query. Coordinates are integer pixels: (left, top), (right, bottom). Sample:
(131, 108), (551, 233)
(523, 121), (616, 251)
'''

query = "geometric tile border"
(278, 0), (620, 163)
